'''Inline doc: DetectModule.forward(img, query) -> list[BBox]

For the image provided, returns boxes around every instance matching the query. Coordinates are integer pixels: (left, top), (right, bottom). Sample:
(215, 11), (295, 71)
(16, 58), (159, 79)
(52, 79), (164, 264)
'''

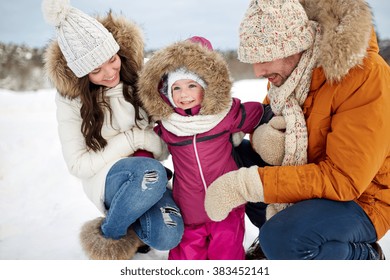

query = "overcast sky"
(0, 0), (389, 50)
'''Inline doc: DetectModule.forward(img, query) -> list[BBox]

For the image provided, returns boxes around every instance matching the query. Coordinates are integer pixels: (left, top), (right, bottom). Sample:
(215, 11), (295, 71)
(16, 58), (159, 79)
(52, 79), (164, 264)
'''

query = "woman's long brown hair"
(78, 50), (144, 152)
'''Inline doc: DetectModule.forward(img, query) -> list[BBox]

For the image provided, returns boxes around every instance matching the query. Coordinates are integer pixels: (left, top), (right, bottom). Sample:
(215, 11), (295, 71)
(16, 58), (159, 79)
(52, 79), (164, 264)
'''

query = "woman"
(42, 0), (183, 260)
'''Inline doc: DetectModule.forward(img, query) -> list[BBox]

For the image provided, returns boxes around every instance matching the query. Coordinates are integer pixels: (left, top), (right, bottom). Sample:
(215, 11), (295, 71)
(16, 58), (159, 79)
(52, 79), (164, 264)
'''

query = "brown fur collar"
(300, 0), (373, 82)
(137, 41), (233, 120)
(43, 12), (144, 99)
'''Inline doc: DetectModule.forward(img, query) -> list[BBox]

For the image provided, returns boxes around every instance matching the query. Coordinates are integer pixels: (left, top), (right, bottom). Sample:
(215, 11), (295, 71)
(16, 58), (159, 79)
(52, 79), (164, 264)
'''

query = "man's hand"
(252, 116), (286, 166)
(205, 166), (264, 221)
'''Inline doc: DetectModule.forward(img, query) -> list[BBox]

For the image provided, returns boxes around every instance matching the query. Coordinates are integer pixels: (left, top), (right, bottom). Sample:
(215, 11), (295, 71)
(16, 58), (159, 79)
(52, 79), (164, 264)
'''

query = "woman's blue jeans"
(101, 157), (184, 251)
(259, 199), (378, 259)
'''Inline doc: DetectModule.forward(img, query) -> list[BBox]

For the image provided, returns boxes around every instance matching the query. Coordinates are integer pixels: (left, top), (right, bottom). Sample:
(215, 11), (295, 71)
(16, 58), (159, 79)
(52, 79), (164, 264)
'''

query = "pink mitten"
(252, 116), (286, 166)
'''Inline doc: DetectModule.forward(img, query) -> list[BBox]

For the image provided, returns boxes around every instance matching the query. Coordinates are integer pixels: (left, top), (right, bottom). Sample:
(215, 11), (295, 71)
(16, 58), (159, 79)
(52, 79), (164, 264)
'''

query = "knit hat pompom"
(166, 67), (206, 107)
(42, 0), (71, 27)
(238, 0), (315, 63)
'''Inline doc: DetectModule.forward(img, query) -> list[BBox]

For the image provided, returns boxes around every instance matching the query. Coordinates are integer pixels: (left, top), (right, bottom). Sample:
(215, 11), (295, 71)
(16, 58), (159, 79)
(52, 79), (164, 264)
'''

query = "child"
(42, 0), (183, 259)
(137, 37), (264, 259)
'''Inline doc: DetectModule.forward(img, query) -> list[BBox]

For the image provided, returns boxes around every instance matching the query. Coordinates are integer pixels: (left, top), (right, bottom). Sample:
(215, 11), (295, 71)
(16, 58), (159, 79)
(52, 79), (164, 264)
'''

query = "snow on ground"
(0, 80), (389, 260)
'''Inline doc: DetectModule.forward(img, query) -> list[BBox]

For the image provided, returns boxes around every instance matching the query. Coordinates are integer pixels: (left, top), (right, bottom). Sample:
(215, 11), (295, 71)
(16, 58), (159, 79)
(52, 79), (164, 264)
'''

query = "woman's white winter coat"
(56, 84), (155, 213)
(44, 14), (167, 213)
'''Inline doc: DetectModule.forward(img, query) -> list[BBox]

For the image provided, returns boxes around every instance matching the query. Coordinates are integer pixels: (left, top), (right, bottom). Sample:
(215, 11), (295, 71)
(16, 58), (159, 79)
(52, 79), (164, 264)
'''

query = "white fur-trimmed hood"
(137, 40), (233, 120)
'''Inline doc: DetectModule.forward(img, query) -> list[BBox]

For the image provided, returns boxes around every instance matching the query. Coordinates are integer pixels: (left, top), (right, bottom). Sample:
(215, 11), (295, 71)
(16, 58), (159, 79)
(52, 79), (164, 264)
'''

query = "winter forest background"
(1, 40), (390, 92)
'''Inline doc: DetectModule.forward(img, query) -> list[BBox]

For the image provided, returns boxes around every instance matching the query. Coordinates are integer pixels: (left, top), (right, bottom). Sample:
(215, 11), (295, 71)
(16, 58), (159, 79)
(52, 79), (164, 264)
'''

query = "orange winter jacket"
(259, 32), (390, 239)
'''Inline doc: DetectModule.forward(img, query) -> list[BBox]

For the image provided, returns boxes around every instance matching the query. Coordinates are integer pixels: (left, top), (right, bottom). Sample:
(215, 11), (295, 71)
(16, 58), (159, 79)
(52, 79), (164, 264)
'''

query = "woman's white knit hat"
(238, 0), (315, 63)
(41, 0), (119, 77)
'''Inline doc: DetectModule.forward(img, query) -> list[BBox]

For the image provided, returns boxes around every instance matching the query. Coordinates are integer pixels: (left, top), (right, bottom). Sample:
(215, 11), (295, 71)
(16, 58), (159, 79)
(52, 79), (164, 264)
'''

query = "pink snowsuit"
(137, 38), (264, 259)
(155, 99), (263, 259)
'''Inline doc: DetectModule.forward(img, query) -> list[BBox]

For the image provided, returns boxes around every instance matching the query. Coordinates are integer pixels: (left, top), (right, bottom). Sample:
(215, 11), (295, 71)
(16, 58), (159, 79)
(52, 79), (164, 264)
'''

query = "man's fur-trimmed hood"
(300, 0), (373, 82)
(137, 40), (233, 120)
(43, 12), (144, 99)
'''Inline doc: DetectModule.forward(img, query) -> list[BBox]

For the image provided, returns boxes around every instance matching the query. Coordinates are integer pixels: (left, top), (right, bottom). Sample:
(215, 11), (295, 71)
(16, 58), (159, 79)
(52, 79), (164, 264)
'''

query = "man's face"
(252, 53), (302, 87)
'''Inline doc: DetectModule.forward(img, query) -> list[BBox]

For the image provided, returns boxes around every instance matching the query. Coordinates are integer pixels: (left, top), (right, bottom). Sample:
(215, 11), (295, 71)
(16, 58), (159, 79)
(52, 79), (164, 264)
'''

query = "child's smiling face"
(171, 79), (204, 110)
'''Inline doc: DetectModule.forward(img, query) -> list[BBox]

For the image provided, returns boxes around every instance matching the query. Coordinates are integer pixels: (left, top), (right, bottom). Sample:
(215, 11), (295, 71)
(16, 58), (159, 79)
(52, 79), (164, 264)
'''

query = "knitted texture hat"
(167, 67), (206, 107)
(42, 0), (119, 77)
(238, 0), (315, 63)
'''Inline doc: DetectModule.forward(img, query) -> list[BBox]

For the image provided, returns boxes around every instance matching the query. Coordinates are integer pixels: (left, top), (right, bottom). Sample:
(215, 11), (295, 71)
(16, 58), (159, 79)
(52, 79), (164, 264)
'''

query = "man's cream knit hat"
(238, 0), (315, 63)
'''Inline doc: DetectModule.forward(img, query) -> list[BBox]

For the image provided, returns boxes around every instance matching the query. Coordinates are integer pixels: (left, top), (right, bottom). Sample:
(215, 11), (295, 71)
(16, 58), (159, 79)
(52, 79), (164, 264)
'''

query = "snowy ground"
(0, 79), (389, 261)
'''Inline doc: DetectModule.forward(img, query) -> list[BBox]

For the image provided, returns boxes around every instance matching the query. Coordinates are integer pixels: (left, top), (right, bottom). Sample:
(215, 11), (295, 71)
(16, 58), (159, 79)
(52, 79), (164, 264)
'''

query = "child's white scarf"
(161, 100), (232, 136)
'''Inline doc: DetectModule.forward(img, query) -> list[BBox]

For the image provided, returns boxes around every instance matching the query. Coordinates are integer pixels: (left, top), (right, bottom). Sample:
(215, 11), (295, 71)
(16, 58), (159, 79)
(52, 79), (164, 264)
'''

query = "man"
(205, 0), (390, 260)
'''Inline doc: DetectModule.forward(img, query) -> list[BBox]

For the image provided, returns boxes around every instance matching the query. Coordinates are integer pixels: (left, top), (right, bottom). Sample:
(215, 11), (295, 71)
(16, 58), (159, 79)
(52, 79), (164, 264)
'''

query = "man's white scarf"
(161, 100), (232, 137)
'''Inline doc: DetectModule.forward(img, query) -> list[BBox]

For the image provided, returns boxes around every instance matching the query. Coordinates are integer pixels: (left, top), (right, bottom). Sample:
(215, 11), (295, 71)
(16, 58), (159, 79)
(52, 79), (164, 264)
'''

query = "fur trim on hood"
(43, 12), (144, 99)
(300, 0), (373, 82)
(137, 40), (233, 120)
